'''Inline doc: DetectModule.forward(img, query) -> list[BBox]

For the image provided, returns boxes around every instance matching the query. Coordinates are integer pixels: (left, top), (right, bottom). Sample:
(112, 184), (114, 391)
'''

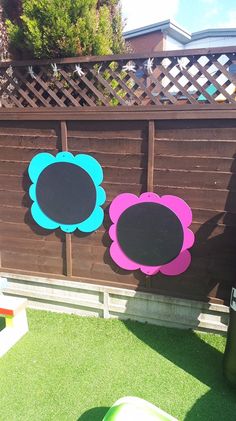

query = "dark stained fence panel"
(67, 120), (148, 206)
(1, 116), (236, 305)
(0, 121), (65, 276)
(153, 119), (236, 304)
(67, 120), (148, 287)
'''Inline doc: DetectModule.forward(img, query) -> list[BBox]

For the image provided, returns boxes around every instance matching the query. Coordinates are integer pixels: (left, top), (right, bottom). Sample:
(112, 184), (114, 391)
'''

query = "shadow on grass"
(184, 388), (236, 421)
(123, 320), (236, 421)
(77, 406), (109, 421)
(123, 321), (223, 387)
(77, 322), (235, 420)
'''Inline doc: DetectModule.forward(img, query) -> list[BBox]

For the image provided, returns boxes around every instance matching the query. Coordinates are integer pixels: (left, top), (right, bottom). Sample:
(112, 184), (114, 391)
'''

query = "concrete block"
(0, 271), (229, 333)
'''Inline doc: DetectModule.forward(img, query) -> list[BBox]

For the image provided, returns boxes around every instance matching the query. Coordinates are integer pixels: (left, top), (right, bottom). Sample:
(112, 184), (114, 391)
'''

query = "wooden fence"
(0, 46), (236, 306)
(0, 46), (236, 108)
(1, 106), (236, 305)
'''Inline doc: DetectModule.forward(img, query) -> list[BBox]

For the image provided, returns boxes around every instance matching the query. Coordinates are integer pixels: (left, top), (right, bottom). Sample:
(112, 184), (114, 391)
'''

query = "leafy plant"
(4, 0), (126, 59)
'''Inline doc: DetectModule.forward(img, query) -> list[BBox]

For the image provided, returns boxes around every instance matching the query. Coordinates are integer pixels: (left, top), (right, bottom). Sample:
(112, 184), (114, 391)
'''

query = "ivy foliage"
(3, 0), (126, 58)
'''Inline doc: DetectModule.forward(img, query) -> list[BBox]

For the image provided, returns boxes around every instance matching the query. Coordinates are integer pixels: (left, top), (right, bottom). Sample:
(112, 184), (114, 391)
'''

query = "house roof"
(124, 19), (236, 44)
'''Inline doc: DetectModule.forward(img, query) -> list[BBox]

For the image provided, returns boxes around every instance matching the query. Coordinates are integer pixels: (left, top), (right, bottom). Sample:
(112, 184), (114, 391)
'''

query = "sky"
(121, 0), (236, 33)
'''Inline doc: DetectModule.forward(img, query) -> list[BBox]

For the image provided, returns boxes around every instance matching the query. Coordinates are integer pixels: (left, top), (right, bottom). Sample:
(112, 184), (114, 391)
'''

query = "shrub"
(4, 0), (126, 59)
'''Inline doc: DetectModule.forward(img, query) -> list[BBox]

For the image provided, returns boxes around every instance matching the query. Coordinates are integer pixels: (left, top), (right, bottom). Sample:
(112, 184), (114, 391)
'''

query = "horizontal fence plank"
(0, 46), (235, 68)
(192, 209), (236, 227)
(102, 182), (145, 201)
(0, 220), (64, 241)
(155, 120), (236, 140)
(0, 174), (30, 192)
(87, 153), (147, 168)
(154, 169), (235, 190)
(1, 251), (64, 275)
(0, 161), (31, 175)
(1, 237), (63, 257)
(155, 140), (236, 157)
(0, 146), (58, 161)
(0, 108), (235, 121)
(103, 167), (146, 184)
(0, 205), (27, 223)
(69, 139), (147, 155)
(154, 185), (236, 212)
(0, 190), (30, 207)
(155, 156), (236, 172)
(0, 135), (58, 148)
(68, 119), (147, 137)
(72, 260), (146, 287)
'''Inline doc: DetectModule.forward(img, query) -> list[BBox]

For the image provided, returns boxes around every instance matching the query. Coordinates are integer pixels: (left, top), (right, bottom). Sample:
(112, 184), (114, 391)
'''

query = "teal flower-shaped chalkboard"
(28, 152), (106, 233)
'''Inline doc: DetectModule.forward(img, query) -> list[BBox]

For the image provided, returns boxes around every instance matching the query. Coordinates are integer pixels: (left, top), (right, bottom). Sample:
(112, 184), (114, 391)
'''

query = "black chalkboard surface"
(117, 202), (184, 266)
(36, 162), (96, 224)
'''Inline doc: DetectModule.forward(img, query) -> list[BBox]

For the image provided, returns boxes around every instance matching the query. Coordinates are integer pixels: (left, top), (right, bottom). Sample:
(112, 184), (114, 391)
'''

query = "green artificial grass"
(0, 309), (235, 421)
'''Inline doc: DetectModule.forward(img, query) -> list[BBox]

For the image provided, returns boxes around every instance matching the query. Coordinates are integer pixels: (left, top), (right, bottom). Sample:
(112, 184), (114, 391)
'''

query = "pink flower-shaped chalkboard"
(109, 192), (195, 276)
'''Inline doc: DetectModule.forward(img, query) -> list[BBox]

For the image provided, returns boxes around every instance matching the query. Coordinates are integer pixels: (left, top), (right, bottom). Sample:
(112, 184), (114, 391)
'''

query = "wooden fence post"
(147, 120), (155, 192)
(60, 121), (72, 277)
(146, 120), (155, 289)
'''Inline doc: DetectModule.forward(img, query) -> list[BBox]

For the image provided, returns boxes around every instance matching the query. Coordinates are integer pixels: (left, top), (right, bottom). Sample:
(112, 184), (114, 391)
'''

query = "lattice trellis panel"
(0, 50), (235, 108)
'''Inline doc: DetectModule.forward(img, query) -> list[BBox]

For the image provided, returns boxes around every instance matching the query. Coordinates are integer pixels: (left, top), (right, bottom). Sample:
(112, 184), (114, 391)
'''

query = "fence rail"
(0, 47), (235, 108)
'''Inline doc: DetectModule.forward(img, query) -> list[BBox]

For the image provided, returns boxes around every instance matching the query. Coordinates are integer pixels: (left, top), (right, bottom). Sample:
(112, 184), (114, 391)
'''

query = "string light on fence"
(74, 64), (85, 77)
(7, 65), (13, 78)
(122, 62), (136, 72)
(144, 58), (154, 74)
(51, 63), (59, 77)
(177, 58), (187, 71)
(97, 64), (103, 74)
(28, 66), (36, 79)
